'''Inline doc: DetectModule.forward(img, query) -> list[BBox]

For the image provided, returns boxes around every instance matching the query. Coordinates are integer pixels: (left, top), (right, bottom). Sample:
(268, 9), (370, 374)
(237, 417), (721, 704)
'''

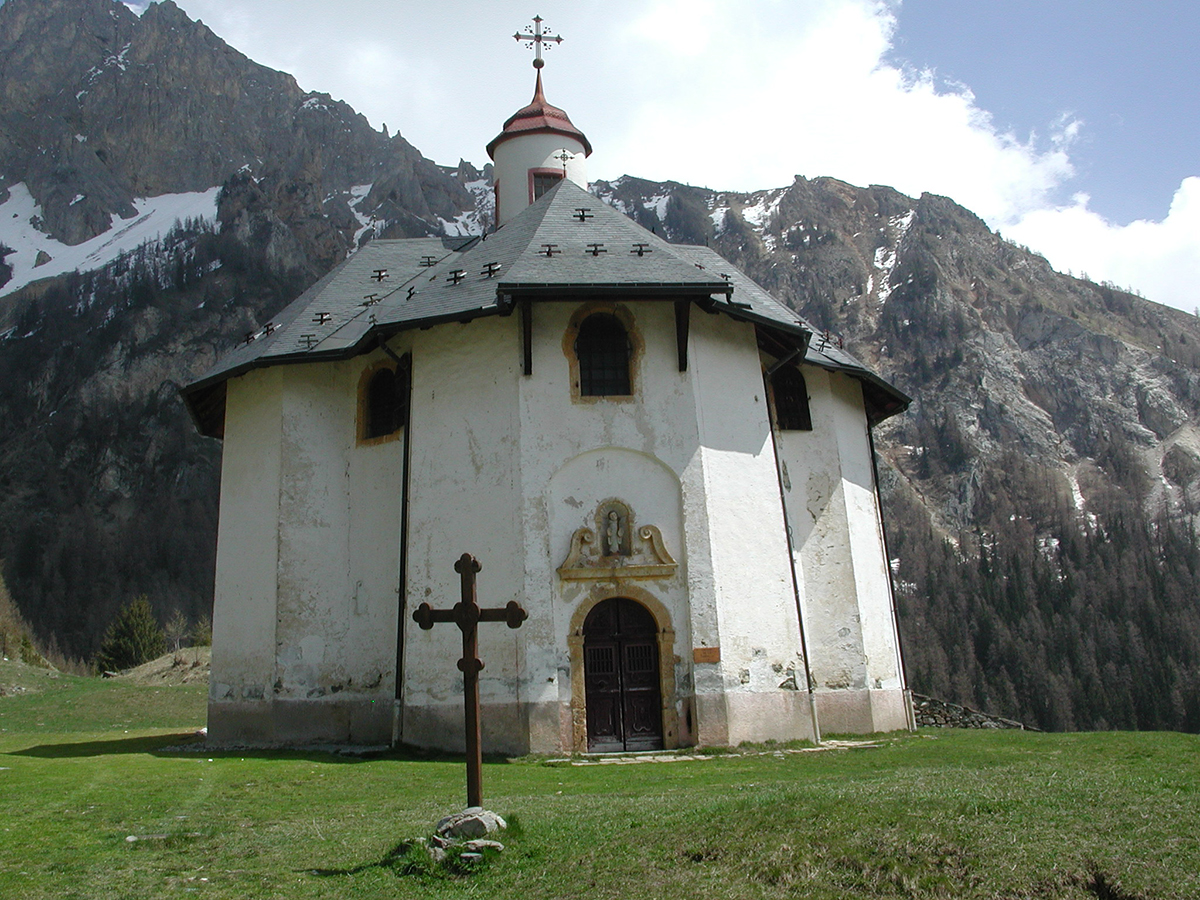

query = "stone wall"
(912, 694), (1032, 730)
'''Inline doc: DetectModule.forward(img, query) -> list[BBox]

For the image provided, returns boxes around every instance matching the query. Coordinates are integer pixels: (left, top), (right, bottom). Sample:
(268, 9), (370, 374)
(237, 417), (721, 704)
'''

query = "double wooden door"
(583, 598), (663, 752)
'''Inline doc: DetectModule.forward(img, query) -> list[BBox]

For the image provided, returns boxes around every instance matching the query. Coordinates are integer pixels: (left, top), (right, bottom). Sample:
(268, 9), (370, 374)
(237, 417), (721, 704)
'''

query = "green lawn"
(2, 657), (1198, 899)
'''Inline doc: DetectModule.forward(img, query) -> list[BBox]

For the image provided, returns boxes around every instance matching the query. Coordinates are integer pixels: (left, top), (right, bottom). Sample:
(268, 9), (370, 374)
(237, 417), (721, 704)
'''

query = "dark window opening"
(364, 367), (407, 439)
(771, 365), (812, 431)
(576, 313), (631, 396)
(533, 171), (563, 201)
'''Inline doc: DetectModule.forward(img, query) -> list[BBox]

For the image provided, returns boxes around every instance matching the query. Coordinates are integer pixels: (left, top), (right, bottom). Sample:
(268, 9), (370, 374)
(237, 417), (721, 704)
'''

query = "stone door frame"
(567, 585), (678, 753)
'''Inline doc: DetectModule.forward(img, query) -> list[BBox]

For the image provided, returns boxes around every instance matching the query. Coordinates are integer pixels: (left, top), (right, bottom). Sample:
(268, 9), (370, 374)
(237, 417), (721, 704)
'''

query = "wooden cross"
(413, 553), (528, 808)
(513, 15), (562, 69)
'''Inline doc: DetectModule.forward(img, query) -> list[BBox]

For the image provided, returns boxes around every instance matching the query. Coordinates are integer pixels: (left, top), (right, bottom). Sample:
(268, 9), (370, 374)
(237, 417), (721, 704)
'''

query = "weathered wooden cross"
(413, 553), (528, 808)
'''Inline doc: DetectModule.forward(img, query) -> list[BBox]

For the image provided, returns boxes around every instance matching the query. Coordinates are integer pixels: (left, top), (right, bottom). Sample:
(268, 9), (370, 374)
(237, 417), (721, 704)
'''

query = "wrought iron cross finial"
(513, 15), (562, 69)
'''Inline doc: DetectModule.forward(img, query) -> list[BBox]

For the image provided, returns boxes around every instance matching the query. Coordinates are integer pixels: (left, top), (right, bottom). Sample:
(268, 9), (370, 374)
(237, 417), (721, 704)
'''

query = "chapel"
(182, 21), (914, 753)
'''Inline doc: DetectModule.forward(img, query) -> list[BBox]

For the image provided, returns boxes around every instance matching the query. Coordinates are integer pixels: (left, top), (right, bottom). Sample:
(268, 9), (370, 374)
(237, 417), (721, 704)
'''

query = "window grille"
(533, 171), (563, 200)
(576, 313), (631, 396)
(364, 367), (406, 439)
(771, 365), (812, 431)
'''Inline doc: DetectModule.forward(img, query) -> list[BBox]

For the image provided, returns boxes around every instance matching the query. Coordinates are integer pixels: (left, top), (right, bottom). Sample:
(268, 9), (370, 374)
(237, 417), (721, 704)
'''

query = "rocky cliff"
(0, 0), (473, 276)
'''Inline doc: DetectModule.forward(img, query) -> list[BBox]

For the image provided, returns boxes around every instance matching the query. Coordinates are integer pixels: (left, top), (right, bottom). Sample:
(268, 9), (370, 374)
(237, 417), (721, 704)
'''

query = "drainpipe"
(867, 425), (916, 731)
(391, 348), (414, 745)
(763, 365), (821, 745)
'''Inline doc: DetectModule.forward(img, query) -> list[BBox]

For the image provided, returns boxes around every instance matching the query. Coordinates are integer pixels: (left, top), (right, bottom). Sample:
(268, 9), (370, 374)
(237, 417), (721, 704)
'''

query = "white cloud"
(1007, 179), (1200, 314)
(599, 0), (1079, 225)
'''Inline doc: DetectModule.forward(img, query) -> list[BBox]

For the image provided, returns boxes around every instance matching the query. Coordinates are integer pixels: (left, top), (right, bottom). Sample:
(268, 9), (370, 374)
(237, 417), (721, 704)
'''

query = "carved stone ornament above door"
(557, 499), (678, 580)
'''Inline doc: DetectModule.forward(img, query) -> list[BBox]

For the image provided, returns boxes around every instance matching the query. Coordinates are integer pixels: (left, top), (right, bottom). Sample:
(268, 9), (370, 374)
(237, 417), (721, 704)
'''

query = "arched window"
(360, 365), (407, 442)
(771, 365), (812, 431)
(576, 313), (631, 396)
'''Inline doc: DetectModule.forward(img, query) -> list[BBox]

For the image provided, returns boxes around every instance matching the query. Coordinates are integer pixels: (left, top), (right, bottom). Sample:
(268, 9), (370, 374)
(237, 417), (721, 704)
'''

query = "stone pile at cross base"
(423, 808), (508, 864)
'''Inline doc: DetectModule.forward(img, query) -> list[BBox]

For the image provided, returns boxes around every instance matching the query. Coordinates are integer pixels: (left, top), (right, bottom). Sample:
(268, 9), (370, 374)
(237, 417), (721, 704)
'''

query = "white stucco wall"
(209, 294), (902, 749)
(210, 367), (283, 735)
(209, 352), (405, 745)
(685, 312), (814, 745)
(398, 299), (818, 751)
(398, 316), (527, 751)
(492, 132), (587, 225)
(522, 300), (696, 751)
(775, 366), (909, 733)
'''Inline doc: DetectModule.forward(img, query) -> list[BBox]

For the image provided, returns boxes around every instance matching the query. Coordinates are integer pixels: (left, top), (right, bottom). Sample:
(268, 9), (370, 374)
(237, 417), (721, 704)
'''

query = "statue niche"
(557, 499), (677, 581)
(600, 501), (631, 557)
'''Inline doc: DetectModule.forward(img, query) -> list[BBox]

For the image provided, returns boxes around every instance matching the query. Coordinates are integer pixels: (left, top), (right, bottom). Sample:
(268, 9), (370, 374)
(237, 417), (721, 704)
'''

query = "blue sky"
(49, 2), (1200, 312)
(889, 0), (1199, 227)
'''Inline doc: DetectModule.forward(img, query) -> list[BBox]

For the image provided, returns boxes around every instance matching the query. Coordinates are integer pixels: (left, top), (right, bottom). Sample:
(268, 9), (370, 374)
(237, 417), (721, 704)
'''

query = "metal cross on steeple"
(513, 15), (562, 69)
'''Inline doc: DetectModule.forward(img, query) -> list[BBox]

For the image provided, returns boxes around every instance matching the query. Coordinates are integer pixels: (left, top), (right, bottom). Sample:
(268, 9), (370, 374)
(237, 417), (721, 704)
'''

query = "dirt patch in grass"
(115, 647), (210, 685)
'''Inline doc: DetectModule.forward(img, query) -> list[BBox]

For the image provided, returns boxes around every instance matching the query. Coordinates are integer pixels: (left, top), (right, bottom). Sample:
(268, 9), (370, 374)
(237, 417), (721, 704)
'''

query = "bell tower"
(487, 16), (591, 226)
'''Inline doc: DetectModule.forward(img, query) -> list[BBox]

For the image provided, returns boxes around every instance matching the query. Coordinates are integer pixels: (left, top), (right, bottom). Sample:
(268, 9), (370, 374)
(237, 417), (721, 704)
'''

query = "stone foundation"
(814, 688), (913, 735)
(208, 696), (393, 746)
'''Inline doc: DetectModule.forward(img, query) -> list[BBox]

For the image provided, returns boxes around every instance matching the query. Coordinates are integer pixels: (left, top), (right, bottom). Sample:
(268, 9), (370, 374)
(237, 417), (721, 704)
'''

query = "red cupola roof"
(486, 72), (593, 159)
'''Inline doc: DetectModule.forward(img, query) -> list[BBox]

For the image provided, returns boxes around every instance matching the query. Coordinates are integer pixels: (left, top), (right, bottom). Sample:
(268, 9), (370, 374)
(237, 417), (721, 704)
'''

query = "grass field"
(2, 657), (1198, 899)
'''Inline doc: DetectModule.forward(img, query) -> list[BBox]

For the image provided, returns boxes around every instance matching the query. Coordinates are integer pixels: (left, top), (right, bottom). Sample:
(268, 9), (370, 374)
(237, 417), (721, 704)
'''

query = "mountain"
(0, 0), (485, 296)
(0, 0), (488, 661)
(1, 0), (1198, 730)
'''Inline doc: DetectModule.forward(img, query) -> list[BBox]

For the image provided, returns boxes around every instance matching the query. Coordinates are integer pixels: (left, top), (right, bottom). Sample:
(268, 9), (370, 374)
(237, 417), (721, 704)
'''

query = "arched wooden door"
(583, 598), (663, 752)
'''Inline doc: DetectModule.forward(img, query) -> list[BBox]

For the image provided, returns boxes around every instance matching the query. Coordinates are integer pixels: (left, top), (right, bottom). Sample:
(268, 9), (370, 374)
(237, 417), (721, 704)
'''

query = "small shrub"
(95, 596), (166, 673)
(190, 614), (212, 647)
(163, 609), (189, 652)
(19, 634), (49, 668)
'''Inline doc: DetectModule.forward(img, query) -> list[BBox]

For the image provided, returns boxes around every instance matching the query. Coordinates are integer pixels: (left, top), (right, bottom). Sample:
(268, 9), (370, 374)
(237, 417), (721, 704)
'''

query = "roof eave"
(497, 281), (732, 298)
(815, 358), (912, 424)
(486, 125), (594, 159)
(179, 303), (513, 436)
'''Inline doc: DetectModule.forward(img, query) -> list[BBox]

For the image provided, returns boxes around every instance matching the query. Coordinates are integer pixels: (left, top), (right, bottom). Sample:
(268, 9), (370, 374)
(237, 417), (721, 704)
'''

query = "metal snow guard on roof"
(181, 179), (907, 435)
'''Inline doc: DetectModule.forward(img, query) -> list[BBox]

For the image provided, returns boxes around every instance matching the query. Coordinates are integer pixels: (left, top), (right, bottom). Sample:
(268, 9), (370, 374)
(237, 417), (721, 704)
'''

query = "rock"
(911, 693), (1031, 730)
(461, 839), (504, 853)
(435, 808), (507, 839)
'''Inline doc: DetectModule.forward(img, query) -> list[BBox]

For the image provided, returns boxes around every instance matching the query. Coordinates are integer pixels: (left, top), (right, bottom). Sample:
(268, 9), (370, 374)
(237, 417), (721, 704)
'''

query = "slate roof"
(674, 245), (910, 423)
(182, 178), (908, 435)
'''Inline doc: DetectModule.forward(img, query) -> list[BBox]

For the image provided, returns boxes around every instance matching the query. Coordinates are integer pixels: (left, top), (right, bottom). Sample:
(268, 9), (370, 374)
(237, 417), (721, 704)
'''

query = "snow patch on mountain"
(0, 183), (220, 298)
(438, 179), (493, 237)
(741, 189), (787, 250)
(872, 210), (914, 302)
(644, 193), (670, 222)
(346, 184), (377, 251)
(710, 206), (729, 235)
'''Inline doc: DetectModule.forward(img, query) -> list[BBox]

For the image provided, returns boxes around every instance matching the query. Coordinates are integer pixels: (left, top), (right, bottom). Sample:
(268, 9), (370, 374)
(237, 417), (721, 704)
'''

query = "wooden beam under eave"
(521, 298), (533, 376)
(674, 299), (690, 372)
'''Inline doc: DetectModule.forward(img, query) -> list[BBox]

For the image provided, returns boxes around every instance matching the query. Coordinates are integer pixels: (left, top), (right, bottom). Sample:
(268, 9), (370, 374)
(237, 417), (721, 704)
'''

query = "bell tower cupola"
(488, 16), (591, 226)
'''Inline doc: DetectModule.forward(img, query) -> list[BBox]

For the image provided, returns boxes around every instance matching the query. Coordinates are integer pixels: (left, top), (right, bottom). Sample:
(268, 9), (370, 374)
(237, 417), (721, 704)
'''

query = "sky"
(100, 1), (1200, 314)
